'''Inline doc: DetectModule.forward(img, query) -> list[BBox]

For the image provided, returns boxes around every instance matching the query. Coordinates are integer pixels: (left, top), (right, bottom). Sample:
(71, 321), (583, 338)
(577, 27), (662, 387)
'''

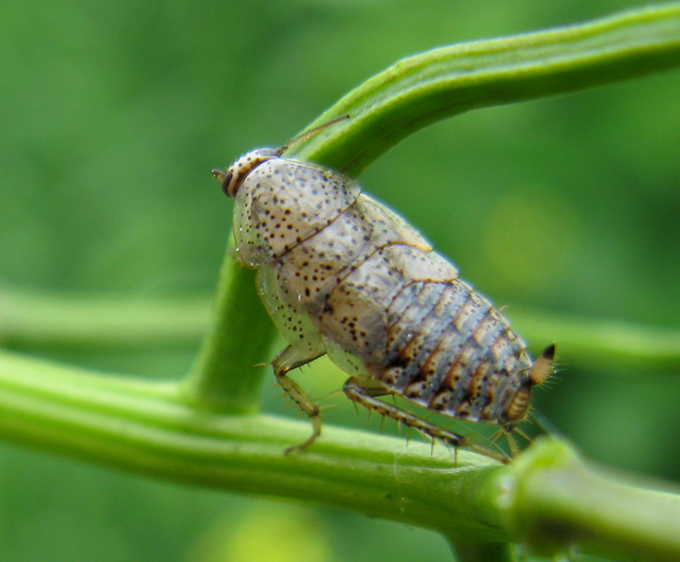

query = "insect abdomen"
(379, 279), (533, 425)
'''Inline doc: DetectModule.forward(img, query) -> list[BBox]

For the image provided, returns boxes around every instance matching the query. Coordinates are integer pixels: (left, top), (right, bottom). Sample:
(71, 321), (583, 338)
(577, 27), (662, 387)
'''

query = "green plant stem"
(181, 245), (277, 412)
(288, 3), (680, 175)
(4, 289), (680, 373)
(0, 348), (678, 561)
(0, 347), (506, 541)
(447, 541), (515, 562)
(0, 287), (209, 349)
(508, 306), (680, 372)
(503, 443), (680, 562)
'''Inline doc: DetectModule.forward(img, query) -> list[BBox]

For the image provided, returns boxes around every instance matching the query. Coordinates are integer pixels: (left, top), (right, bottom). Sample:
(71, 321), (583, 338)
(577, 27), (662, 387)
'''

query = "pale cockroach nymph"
(213, 117), (554, 464)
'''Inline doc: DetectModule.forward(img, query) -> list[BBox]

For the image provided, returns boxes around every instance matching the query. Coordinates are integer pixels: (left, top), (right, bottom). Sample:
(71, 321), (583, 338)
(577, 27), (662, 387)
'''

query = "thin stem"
(0, 287), (208, 349)
(0, 348), (678, 560)
(448, 541), (516, 562)
(5, 289), (680, 373)
(0, 347), (505, 540)
(502, 442), (680, 562)
(287, 3), (680, 175)
(180, 245), (278, 412)
(508, 306), (680, 373)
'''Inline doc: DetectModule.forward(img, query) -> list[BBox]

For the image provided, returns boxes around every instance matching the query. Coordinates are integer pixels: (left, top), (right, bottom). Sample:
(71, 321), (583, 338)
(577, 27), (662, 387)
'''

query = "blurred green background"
(1, 1), (680, 561)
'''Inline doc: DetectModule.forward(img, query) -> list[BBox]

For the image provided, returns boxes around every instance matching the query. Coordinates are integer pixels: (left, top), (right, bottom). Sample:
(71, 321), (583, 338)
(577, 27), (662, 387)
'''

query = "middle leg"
(273, 345), (326, 455)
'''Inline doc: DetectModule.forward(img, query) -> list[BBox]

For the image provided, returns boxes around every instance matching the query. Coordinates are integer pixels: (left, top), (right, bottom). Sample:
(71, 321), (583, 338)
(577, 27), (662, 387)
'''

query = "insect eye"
(221, 171), (236, 197)
(212, 169), (237, 197)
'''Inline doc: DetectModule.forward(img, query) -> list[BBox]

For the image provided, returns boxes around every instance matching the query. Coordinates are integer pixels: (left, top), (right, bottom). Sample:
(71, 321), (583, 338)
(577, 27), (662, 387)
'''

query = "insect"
(213, 117), (554, 463)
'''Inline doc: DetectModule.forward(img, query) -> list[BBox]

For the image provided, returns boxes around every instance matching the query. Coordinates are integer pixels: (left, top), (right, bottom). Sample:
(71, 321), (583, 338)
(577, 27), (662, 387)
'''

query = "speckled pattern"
(232, 154), (360, 267)
(218, 146), (553, 460)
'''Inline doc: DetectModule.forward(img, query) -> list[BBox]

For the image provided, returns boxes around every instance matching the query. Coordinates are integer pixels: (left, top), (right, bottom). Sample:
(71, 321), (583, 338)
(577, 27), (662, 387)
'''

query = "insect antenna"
(277, 114), (350, 155)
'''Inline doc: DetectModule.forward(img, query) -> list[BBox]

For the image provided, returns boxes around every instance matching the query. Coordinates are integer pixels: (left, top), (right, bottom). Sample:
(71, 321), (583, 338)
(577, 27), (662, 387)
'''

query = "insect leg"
(343, 378), (509, 464)
(272, 345), (327, 455)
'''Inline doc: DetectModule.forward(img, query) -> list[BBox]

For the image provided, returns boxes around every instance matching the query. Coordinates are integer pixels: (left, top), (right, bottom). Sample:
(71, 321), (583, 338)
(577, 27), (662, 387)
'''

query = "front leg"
(273, 345), (326, 455)
(343, 377), (510, 464)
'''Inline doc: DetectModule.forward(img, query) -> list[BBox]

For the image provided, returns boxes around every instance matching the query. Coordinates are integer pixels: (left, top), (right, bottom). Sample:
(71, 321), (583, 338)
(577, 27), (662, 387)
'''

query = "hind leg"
(343, 377), (509, 464)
